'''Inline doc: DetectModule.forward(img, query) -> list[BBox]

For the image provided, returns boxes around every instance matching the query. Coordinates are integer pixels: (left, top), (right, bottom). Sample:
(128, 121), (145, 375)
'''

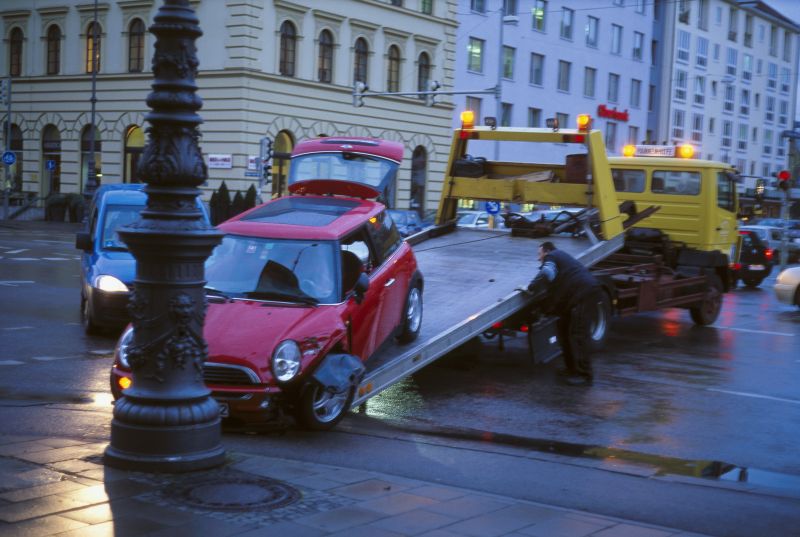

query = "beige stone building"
(0, 0), (456, 214)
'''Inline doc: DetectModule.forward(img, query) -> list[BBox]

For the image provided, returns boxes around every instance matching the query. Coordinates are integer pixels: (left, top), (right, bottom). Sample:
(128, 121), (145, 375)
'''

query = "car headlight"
(117, 326), (134, 369)
(272, 340), (301, 382)
(95, 275), (129, 293)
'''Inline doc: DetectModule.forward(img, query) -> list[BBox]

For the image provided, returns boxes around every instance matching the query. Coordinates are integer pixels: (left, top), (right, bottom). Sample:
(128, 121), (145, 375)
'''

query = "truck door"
(713, 171), (738, 256)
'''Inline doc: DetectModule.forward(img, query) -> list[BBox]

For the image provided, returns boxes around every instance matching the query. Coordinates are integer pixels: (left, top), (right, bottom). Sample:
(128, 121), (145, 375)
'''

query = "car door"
(340, 227), (383, 360)
(366, 210), (408, 346)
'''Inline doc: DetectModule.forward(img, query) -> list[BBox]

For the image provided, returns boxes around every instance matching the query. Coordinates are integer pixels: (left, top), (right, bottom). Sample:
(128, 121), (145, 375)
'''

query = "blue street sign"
(1, 151), (15, 166)
(46, 160), (57, 171)
(485, 201), (501, 215)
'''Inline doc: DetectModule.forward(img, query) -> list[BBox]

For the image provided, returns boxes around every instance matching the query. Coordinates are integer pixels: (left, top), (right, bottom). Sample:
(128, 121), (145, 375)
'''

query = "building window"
(779, 100), (788, 126)
(9, 27), (23, 76)
(532, 0), (547, 32)
(46, 25), (61, 75)
(692, 114), (703, 142)
(677, 30), (690, 62)
(560, 8), (574, 40)
(709, 117), (715, 134)
(318, 30), (334, 83)
(769, 25), (778, 56)
(420, 0), (433, 14)
(783, 30), (792, 62)
(85, 22), (101, 74)
(354, 37), (369, 84)
(467, 37), (484, 72)
(528, 107), (542, 127)
(713, 43), (720, 61)
(767, 62), (777, 90)
(501, 103), (513, 126)
(557, 60), (571, 92)
(556, 112), (569, 129)
(584, 67), (596, 98)
(502, 46), (515, 79)
(672, 109), (685, 139)
(744, 14), (753, 47)
(726, 47), (737, 76)
(466, 96), (482, 124)
(80, 125), (102, 193)
(410, 146), (427, 212)
(728, 7), (738, 41)
(763, 129), (773, 155)
(740, 89), (749, 115)
(722, 120), (732, 148)
(124, 125), (144, 183)
(529, 53), (544, 85)
(8, 124), (23, 192)
(648, 84), (655, 111)
(470, 0), (485, 13)
(632, 31), (644, 61)
(608, 73), (619, 103)
(651, 39), (658, 65)
(279, 21), (297, 76)
(742, 54), (752, 81)
(674, 69), (687, 101)
(698, 0), (708, 30)
(387, 45), (401, 91)
(765, 96), (775, 122)
(417, 52), (431, 94)
(737, 124), (747, 151)
(628, 125), (639, 145)
(611, 24), (622, 55)
(694, 76), (705, 105)
(605, 121), (617, 150)
(752, 127), (758, 142)
(723, 84), (734, 112)
(635, 0), (645, 14)
(503, 0), (517, 15)
(630, 78), (641, 108)
(586, 16), (598, 48)
(780, 67), (790, 94)
(42, 125), (62, 195)
(696, 36), (708, 68)
(128, 19), (145, 73)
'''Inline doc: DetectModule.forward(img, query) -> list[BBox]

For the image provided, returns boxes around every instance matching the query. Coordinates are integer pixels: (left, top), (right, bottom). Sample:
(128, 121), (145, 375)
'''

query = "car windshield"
(101, 204), (143, 251)
(388, 210), (407, 225)
(205, 235), (339, 304)
(289, 152), (399, 191)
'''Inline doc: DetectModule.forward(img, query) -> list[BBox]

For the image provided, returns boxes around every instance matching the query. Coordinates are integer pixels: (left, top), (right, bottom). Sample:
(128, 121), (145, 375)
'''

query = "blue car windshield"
(205, 235), (339, 304)
(101, 205), (143, 251)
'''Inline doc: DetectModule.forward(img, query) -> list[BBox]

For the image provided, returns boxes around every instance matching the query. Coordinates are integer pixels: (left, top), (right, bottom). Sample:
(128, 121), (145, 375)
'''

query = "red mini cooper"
(111, 140), (423, 430)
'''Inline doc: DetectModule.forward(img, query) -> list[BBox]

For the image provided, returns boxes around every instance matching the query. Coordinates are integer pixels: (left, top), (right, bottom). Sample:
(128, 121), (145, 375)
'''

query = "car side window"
(341, 228), (375, 273)
(366, 210), (402, 263)
(476, 215), (489, 226)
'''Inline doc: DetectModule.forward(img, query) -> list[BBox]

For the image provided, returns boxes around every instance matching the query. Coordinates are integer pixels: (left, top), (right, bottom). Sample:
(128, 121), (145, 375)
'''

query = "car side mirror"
(75, 231), (92, 251)
(353, 273), (370, 304)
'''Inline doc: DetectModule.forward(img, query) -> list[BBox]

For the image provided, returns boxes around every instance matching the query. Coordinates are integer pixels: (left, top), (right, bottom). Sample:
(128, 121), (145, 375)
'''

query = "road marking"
(8, 258), (38, 262)
(710, 325), (795, 337)
(707, 388), (800, 405)
(42, 257), (72, 261)
(0, 281), (35, 287)
(32, 356), (73, 362)
(5, 249), (28, 254)
(2, 326), (34, 331)
(0, 360), (24, 366)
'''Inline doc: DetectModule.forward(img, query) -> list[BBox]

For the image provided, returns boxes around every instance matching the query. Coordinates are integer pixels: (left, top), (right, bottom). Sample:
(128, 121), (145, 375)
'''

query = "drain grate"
(174, 476), (301, 512)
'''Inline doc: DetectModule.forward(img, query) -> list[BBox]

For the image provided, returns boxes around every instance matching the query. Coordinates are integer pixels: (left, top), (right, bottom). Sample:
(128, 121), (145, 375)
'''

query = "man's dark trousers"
(557, 288), (601, 380)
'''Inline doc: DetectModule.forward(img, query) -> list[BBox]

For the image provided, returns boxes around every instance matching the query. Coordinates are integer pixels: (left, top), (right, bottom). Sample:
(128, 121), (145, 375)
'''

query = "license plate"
(218, 402), (229, 418)
(748, 264), (764, 271)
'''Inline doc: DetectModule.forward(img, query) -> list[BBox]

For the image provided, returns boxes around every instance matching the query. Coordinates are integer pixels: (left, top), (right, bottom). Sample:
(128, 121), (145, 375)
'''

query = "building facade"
(651, 0), (800, 179)
(0, 0), (457, 214)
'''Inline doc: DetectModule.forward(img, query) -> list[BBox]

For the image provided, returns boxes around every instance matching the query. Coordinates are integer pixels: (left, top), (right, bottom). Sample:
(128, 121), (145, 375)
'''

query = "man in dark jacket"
(527, 241), (602, 386)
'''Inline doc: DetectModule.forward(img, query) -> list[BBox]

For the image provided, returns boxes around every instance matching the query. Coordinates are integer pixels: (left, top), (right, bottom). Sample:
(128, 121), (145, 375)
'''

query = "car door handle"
(384, 278), (396, 288)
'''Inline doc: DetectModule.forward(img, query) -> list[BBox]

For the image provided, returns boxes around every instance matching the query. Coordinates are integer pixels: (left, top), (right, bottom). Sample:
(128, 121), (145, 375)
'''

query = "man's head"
(538, 241), (555, 262)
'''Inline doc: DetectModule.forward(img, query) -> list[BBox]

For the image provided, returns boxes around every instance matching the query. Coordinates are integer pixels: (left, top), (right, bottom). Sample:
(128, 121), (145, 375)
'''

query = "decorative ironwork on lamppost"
(104, 0), (225, 472)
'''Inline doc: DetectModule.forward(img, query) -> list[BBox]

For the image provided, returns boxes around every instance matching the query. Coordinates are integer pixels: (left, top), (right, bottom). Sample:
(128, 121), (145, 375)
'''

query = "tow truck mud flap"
(527, 316), (561, 364)
(312, 353), (365, 394)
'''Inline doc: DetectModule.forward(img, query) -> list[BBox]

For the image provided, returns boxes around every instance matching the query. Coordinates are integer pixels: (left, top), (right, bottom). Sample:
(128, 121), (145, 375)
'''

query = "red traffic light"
(777, 170), (791, 181)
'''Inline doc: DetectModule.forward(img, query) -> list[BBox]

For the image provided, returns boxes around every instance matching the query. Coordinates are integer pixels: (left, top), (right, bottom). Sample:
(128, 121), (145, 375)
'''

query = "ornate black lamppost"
(84, 0), (100, 205)
(104, 0), (224, 471)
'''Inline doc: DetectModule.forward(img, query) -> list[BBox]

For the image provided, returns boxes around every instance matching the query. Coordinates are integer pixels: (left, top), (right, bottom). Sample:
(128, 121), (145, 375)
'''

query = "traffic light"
(425, 80), (441, 107)
(353, 82), (368, 107)
(777, 169), (791, 191)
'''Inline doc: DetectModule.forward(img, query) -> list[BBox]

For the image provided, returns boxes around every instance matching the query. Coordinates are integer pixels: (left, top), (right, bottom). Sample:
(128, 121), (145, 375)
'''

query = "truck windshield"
(205, 235), (339, 304)
(289, 152), (398, 191)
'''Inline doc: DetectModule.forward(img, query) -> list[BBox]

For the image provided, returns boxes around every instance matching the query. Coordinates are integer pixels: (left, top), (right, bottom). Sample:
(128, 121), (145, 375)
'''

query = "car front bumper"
(88, 288), (131, 328)
(774, 281), (797, 305)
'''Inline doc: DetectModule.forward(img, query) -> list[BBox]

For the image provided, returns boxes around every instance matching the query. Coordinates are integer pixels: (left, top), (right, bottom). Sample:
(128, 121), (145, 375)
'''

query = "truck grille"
(203, 363), (260, 386)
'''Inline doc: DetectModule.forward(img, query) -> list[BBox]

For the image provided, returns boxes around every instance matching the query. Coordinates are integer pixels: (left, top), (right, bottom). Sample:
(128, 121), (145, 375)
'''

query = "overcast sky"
(764, 0), (800, 26)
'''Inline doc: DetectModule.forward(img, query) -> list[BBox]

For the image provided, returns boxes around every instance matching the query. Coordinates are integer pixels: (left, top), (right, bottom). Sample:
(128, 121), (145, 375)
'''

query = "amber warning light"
(460, 110), (475, 130)
(576, 114), (592, 131)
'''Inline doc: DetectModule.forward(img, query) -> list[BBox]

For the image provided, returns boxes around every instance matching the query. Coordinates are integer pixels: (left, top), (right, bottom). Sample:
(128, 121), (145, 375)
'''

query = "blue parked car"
(75, 184), (209, 335)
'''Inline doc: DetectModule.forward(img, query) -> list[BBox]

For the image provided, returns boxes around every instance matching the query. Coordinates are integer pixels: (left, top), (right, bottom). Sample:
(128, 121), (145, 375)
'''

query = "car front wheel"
(296, 383), (353, 431)
(81, 295), (102, 336)
(397, 284), (423, 343)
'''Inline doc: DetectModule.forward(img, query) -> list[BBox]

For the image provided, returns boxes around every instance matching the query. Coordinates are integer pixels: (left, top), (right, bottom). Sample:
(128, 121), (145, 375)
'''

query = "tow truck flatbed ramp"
(352, 229), (624, 407)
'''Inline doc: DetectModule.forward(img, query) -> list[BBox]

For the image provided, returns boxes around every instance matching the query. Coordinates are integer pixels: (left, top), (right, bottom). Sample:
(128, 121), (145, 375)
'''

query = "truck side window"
(367, 210), (402, 263)
(611, 169), (645, 192)
(651, 170), (701, 195)
(716, 172), (736, 212)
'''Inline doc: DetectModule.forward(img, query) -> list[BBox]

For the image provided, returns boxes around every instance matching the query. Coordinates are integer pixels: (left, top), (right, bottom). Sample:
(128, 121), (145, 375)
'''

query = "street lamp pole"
(495, 8), (504, 161)
(85, 0), (99, 205)
(104, 0), (225, 472)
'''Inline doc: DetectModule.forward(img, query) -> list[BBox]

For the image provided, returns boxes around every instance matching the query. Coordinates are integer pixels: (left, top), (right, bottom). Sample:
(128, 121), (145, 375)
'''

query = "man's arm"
(527, 259), (557, 294)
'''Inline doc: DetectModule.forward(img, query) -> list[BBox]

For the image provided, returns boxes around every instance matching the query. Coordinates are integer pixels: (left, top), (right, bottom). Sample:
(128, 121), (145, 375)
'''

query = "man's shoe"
(560, 374), (592, 386)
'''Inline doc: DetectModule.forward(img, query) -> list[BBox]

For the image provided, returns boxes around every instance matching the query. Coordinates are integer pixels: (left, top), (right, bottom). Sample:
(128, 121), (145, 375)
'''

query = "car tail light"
(491, 322), (503, 330)
(730, 262), (741, 271)
(765, 248), (773, 261)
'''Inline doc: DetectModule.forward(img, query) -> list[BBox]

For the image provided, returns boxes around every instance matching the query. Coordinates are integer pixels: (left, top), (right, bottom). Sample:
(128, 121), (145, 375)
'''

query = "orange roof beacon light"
(576, 114), (592, 132)
(677, 143), (695, 159)
(461, 110), (475, 130)
(622, 144), (636, 157)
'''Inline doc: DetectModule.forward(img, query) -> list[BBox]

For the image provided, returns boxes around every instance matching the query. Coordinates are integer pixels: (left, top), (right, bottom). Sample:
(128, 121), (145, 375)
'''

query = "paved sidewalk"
(0, 434), (711, 537)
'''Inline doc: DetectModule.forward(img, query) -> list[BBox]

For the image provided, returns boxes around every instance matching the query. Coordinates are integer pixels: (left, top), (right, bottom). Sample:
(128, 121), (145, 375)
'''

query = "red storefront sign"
(597, 104), (629, 122)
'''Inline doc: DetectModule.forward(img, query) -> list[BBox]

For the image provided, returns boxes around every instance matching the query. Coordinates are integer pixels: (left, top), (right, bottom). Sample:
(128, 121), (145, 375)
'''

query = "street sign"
(2, 151), (15, 166)
(485, 201), (501, 214)
(46, 160), (56, 171)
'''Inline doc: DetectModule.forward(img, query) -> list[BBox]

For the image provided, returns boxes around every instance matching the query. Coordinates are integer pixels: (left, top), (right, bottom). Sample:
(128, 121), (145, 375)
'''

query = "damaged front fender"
(312, 353), (365, 395)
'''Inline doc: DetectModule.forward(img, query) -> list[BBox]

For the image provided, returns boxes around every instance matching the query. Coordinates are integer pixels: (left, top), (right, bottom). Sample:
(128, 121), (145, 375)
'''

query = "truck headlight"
(95, 275), (129, 293)
(117, 326), (134, 368)
(272, 340), (301, 382)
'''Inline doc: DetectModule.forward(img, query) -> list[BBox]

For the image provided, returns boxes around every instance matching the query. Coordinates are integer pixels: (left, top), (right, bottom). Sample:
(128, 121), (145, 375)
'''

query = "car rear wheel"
(690, 274), (723, 325)
(397, 284), (423, 343)
(81, 295), (102, 336)
(296, 383), (353, 431)
(742, 276), (764, 288)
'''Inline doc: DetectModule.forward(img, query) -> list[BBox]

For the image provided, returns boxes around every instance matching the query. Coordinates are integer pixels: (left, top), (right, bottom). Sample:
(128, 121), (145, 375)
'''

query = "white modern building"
(651, 0), (800, 179)
(454, 0), (653, 161)
(0, 0), (457, 215)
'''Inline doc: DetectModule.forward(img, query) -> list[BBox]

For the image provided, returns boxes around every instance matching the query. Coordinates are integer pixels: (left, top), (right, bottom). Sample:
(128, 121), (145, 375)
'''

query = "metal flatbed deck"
(352, 228), (623, 406)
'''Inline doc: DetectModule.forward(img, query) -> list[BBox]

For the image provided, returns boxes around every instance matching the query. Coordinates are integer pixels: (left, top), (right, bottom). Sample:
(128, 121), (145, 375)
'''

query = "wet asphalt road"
(1, 220), (799, 535)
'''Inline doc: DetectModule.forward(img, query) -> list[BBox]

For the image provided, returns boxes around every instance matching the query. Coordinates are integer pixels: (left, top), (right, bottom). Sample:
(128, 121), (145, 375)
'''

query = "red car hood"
(204, 301), (344, 380)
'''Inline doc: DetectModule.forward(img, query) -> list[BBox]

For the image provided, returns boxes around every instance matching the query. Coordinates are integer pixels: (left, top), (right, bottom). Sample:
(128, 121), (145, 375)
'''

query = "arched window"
(354, 37), (369, 85)
(128, 19), (145, 73)
(80, 125), (102, 192)
(318, 30), (334, 83)
(86, 22), (101, 74)
(279, 21), (297, 77)
(41, 125), (62, 195)
(46, 25), (61, 75)
(272, 130), (295, 198)
(9, 124), (23, 192)
(124, 125), (144, 183)
(411, 146), (427, 213)
(417, 52), (431, 96)
(9, 27), (23, 76)
(387, 45), (401, 92)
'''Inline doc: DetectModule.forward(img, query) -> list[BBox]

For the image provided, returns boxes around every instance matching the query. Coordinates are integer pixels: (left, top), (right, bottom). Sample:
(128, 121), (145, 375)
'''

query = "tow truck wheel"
(296, 383), (353, 431)
(587, 291), (612, 352)
(690, 274), (723, 325)
(398, 284), (423, 343)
